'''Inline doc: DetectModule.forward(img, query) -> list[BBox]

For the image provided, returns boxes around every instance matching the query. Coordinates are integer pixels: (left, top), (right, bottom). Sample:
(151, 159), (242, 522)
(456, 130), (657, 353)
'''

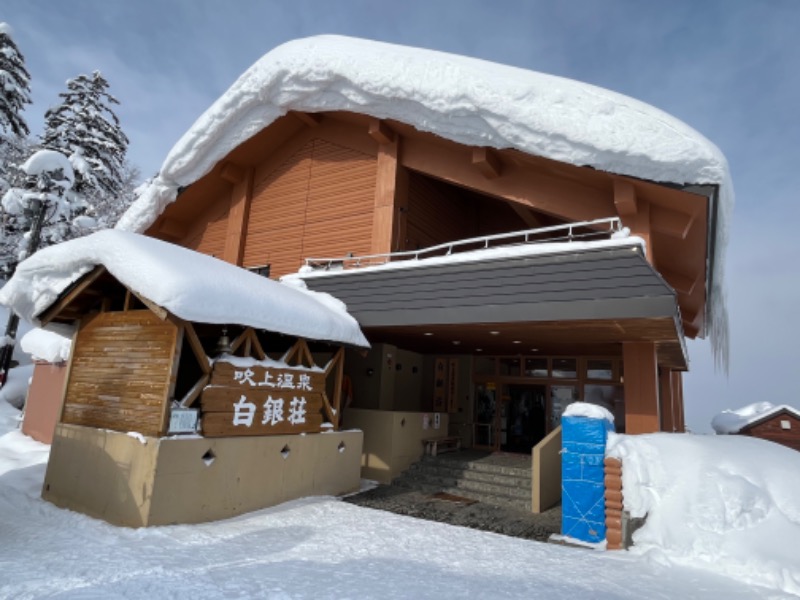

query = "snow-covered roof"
(20, 325), (73, 363)
(711, 402), (800, 435)
(116, 35), (732, 359)
(0, 230), (369, 348)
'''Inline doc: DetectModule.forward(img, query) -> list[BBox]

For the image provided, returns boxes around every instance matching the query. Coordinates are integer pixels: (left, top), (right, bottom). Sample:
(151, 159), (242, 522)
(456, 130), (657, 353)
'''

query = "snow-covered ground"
(0, 400), (795, 599)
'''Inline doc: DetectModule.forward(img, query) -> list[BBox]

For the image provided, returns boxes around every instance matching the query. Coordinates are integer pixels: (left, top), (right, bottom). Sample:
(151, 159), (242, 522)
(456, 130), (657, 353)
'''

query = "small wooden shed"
(0, 230), (369, 526)
(713, 403), (800, 453)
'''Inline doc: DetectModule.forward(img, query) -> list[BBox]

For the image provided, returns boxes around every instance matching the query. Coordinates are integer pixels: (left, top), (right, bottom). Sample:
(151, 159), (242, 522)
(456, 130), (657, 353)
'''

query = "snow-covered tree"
(0, 23), (31, 142)
(42, 71), (129, 198)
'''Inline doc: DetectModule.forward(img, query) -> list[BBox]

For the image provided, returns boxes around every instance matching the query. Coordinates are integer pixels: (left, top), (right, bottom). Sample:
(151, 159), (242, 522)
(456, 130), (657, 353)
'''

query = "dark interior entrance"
(502, 384), (547, 453)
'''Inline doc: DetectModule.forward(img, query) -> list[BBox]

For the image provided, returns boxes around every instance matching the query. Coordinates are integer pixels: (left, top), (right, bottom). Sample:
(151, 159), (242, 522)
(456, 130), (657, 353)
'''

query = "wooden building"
(715, 405), (800, 453)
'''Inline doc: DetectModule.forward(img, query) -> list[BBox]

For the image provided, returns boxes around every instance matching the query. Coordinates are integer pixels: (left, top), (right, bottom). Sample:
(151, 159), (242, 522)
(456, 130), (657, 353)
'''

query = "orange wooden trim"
(623, 341), (660, 434)
(613, 179), (637, 216)
(290, 110), (322, 127)
(509, 202), (543, 228)
(370, 139), (400, 254)
(368, 119), (395, 145)
(179, 373), (210, 408)
(220, 161), (245, 184)
(683, 322), (700, 338)
(472, 147), (502, 179)
(623, 199), (652, 264)
(39, 266), (107, 326)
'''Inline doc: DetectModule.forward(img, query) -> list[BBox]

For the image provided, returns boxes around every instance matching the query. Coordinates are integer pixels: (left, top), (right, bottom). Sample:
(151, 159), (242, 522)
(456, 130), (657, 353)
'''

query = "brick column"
(604, 457), (624, 550)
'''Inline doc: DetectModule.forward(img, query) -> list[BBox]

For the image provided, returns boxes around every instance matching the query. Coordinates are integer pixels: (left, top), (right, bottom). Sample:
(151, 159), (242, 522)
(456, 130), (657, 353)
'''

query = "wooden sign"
(201, 361), (326, 437)
(447, 358), (458, 413)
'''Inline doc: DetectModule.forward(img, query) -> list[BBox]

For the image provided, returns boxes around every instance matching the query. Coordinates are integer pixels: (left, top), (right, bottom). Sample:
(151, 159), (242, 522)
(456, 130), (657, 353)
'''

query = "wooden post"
(615, 180), (652, 264)
(671, 371), (685, 432)
(622, 341), (660, 434)
(160, 323), (185, 436)
(604, 457), (624, 550)
(659, 368), (675, 432)
(369, 121), (407, 255)
(222, 165), (254, 266)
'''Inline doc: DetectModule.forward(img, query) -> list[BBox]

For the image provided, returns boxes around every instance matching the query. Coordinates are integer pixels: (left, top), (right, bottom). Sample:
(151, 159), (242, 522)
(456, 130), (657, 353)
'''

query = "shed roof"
(712, 402), (800, 434)
(0, 230), (369, 348)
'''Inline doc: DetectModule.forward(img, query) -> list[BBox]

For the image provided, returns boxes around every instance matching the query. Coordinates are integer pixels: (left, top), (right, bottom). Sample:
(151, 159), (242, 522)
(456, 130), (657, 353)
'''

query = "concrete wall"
(532, 425), (562, 513)
(22, 362), (67, 444)
(344, 408), (450, 483)
(392, 349), (424, 412)
(42, 423), (363, 527)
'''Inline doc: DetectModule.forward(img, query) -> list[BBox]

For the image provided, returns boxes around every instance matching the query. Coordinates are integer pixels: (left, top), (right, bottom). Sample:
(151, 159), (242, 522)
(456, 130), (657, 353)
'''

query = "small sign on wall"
(169, 408), (199, 434)
(434, 413), (441, 430)
(433, 358), (447, 412)
(447, 359), (458, 413)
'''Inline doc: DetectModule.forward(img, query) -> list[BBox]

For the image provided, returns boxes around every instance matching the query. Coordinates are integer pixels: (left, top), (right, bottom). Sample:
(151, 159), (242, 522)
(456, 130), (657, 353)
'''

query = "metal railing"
(304, 216), (622, 271)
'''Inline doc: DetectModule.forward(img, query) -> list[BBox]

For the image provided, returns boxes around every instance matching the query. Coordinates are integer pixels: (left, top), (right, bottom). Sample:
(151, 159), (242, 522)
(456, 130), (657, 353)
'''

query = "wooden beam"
(221, 165), (253, 266)
(472, 147), (502, 179)
(332, 346), (345, 429)
(401, 135), (615, 225)
(290, 110), (322, 127)
(368, 119), (395, 145)
(650, 204), (696, 239)
(509, 202), (543, 229)
(39, 266), (107, 326)
(161, 322), (184, 436)
(660, 268), (699, 296)
(623, 341), (660, 434)
(219, 161), (245, 184)
(671, 371), (685, 432)
(247, 329), (266, 360)
(157, 217), (188, 240)
(659, 368), (676, 432)
(623, 199), (652, 264)
(229, 329), (249, 355)
(320, 391), (336, 425)
(370, 137), (401, 255)
(613, 179), (638, 216)
(183, 322), (211, 374)
(130, 290), (169, 321)
(179, 373), (209, 408)
(282, 338), (303, 365)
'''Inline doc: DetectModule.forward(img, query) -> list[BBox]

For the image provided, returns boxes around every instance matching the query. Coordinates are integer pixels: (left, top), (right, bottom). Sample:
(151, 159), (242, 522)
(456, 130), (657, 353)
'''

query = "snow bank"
(0, 364), (33, 409)
(607, 433), (800, 595)
(0, 230), (369, 348)
(711, 402), (800, 434)
(20, 326), (73, 363)
(116, 35), (732, 362)
(564, 402), (615, 423)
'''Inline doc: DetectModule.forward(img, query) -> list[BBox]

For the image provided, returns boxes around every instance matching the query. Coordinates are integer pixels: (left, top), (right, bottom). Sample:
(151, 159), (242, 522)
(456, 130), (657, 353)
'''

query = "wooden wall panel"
(182, 200), (230, 259)
(244, 138), (376, 276)
(743, 413), (800, 452)
(405, 173), (477, 250)
(61, 311), (178, 437)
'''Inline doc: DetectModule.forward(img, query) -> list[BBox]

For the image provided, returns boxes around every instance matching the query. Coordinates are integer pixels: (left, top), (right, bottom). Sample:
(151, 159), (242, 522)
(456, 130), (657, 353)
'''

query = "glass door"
(503, 384), (547, 453)
(473, 382), (498, 450)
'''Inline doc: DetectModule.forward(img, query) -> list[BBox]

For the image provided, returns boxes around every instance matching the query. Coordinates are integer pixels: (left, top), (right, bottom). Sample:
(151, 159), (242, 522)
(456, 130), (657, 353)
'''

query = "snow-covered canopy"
(711, 402), (800, 434)
(117, 35), (732, 359)
(0, 230), (369, 348)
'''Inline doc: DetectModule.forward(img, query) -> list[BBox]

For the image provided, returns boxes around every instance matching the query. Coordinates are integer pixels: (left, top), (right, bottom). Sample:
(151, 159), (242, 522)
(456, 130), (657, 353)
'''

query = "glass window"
(550, 385), (579, 428)
(498, 357), (521, 376)
(552, 358), (577, 379)
(524, 357), (548, 378)
(587, 359), (614, 380)
(474, 357), (495, 376)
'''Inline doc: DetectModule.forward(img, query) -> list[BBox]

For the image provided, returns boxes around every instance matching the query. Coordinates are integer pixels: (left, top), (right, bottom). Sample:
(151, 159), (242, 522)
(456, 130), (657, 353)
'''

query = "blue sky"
(4, 0), (799, 431)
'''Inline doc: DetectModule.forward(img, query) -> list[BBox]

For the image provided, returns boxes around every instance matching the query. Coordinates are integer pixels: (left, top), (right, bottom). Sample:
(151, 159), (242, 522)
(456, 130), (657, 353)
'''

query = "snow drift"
(607, 433), (800, 595)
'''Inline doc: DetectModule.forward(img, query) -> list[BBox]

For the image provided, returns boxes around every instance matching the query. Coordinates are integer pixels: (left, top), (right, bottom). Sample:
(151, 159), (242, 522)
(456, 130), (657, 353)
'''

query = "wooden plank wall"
(61, 310), (178, 437)
(182, 200), (230, 258)
(244, 138), (377, 277)
(743, 413), (800, 452)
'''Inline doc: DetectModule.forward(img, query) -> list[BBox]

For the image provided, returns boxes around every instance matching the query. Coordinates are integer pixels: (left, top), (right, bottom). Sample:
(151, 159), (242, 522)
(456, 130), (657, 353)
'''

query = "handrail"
(304, 216), (622, 271)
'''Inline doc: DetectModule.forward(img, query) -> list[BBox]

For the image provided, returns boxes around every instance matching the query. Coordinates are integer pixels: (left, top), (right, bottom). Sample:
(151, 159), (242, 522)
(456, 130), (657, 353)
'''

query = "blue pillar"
(561, 411), (614, 543)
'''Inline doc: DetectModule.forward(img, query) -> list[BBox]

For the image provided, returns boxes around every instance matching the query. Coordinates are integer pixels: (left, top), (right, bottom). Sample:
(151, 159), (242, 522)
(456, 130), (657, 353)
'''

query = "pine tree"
(0, 23), (31, 142)
(42, 71), (129, 198)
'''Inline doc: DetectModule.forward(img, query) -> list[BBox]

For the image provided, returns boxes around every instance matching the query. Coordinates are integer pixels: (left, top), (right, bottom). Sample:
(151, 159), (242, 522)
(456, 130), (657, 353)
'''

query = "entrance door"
(502, 384), (547, 453)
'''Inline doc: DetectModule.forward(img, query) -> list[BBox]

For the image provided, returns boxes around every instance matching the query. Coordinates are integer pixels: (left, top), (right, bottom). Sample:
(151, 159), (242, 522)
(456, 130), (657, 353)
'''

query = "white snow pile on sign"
(711, 401), (800, 434)
(607, 433), (800, 595)
(0, 230), (368, 348)
(117, 35), (733, 362)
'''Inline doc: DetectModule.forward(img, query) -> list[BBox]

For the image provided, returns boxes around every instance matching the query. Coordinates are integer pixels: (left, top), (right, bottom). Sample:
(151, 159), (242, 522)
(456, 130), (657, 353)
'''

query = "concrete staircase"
(392, 450), (533, 511)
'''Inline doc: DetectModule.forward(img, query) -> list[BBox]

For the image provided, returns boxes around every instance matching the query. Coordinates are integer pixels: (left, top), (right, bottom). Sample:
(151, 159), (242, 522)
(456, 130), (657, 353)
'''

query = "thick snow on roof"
(607, 433), (800, 595)
(20, 325), (73, 363)
(117, 35), (732, 360)
(0, 230), (368, 348)
(711, 402), (800, 434)
(563, 402), (615, 423)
